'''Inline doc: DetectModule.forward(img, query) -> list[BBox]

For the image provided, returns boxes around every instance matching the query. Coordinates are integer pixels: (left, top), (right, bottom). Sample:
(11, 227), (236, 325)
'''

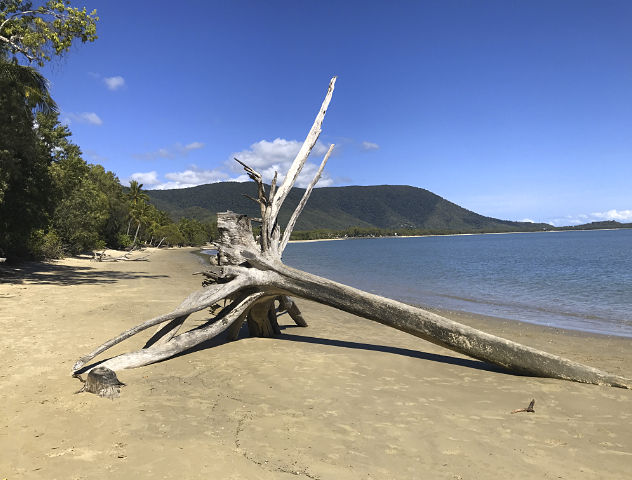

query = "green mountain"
(146, 182), (552, 233)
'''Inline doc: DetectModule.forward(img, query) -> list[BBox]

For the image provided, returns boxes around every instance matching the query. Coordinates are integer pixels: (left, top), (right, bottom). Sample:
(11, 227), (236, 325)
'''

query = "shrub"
(28, 229), (64, 259)
(116, 233), (133, 249)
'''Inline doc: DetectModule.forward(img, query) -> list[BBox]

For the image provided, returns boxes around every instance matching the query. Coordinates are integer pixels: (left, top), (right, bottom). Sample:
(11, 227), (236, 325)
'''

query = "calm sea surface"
(282, 229), (632, 337)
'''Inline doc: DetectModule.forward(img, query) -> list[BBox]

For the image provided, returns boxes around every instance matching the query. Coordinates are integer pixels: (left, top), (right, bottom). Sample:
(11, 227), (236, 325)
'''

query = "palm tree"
(131, 200), (148, 246)
(0, 58), (58, 114)
(126, 180), (149, 235)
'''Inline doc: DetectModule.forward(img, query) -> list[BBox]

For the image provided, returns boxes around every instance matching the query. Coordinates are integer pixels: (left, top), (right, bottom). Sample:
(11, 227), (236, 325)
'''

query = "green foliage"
(127, 180), (149, 217)
(0, 97), (178, 259)
(0, 60), (57, 113)
(27, 228), (63, 259)
(291, 226), (531, 241)
(0, 62), (54, 257)
(0, 1), (100, 260)
(177, 217), (210, 246)
(153, 223), (185, 247)
(50, 177), (109, 253)
(116, 233), (133, 249)
(557, 221), (632, 231)
(125, 180), (159, 245)
(88, 164), (129, 247)
(290, 221), (632, 241)
(119, 182), (215, 248)
(0, 0), (99, 66)
(38, 111), (110, 254)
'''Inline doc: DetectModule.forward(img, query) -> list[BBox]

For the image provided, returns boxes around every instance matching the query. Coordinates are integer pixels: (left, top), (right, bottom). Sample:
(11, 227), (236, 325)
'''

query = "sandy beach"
(1, 247), (630, 479)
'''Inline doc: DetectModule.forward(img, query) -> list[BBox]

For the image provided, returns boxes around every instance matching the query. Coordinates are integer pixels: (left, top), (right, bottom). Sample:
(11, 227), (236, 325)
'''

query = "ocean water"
(282, 229), (632, 338)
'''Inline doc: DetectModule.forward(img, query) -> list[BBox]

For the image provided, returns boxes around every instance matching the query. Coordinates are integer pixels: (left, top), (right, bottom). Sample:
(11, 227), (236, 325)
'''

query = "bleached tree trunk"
(132, 221), (141, 245)
(73, 77), (631, 393)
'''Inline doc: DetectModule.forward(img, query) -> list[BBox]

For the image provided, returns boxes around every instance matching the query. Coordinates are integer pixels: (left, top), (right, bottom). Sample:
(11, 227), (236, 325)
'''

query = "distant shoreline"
(289, 226), (630, 243)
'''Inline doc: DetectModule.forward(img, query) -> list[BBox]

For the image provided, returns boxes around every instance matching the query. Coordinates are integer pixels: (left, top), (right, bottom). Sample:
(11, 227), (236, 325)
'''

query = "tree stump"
(75, 367), (125, 399)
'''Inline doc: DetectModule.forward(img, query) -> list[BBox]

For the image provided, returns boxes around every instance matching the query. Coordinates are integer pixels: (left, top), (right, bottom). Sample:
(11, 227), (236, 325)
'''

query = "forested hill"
(146, 183), (550, 233)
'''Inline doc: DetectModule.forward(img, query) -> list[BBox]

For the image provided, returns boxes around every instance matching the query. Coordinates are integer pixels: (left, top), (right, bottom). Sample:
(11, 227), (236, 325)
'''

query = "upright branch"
(263, 76), (337, 256)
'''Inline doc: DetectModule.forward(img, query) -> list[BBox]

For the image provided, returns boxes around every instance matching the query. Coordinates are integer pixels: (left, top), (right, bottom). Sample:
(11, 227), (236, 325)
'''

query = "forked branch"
(95, 292), (267, 372)
(264, 76), (337, 247)
(280, 143), (335, 251)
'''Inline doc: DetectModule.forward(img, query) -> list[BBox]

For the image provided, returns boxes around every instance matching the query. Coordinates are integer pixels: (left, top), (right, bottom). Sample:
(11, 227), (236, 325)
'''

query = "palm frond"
(0, 59), (58, 114)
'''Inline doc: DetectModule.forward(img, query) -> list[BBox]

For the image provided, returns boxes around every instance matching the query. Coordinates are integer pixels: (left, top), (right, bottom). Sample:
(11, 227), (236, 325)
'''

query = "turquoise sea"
(281, 229), (632, 338)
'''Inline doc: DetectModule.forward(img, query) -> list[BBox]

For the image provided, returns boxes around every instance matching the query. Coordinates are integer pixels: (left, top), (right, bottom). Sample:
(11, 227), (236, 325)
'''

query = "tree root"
(511, 399), (536, 414)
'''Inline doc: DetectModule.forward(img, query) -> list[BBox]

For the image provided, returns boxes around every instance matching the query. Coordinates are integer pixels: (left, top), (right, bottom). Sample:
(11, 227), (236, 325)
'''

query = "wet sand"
(1, 247), (630, 479)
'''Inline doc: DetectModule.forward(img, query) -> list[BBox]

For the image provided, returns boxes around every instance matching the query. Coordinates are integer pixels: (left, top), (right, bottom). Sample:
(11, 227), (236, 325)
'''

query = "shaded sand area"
(1, 248), (630, 479)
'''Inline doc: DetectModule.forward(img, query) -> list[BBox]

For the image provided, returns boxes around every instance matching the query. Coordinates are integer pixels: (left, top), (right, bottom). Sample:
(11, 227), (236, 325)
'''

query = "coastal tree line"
(0, 1), (215, 261)
(290, 225), (544, 240)
(288, 226), (516, 240)
(288, 220), (632, 241)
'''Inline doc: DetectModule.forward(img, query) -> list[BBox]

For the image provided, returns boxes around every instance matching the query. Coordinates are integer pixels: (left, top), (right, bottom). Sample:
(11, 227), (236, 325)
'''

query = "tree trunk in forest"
(132, 221), (140, 245)
(73, 77), (631, 393)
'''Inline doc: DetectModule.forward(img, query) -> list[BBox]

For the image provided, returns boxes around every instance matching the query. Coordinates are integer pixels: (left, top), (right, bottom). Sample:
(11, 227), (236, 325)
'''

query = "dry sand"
(1, 247), (630, 479)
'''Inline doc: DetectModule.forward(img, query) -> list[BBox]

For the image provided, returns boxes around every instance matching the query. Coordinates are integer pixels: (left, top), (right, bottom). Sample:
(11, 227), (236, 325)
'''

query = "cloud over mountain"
(229, 138), (333, 187)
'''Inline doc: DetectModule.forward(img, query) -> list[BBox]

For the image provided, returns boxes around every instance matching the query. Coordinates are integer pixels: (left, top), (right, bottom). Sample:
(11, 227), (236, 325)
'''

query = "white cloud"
(361, 141), (379, 151)
(134, 137), (341, 191)
(521, 218), (535, 223)
(590, 209), (632, 222)
(139, 166), (230, 190)
(64, 112), (103, 125)
(546, 209), (632, 226)
(185, 141), (204, 151)
(230, 138), (332, 188)
(129, 171), (160, 186)
(133, 142), (206, 161)
(104, 76), (125, 91)
(164, 167), (228, 185)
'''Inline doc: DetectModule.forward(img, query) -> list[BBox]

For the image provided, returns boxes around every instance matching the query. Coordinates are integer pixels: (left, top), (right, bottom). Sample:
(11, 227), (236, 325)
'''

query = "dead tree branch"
(73, 77), (631, 395)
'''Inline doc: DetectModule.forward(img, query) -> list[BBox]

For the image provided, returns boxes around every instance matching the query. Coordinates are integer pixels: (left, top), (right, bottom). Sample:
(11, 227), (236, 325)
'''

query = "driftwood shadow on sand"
(79, 335), (509, 380)
(78, 316), (510, 378)
(276, 329), (508, 375)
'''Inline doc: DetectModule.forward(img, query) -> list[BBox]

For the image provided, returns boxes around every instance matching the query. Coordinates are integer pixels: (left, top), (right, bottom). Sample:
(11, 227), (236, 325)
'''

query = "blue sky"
(42, 0), (631, 226)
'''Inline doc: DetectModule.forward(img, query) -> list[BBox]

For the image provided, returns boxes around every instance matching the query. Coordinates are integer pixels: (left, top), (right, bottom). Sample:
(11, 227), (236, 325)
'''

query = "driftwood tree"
(73, 77), (631, 393)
